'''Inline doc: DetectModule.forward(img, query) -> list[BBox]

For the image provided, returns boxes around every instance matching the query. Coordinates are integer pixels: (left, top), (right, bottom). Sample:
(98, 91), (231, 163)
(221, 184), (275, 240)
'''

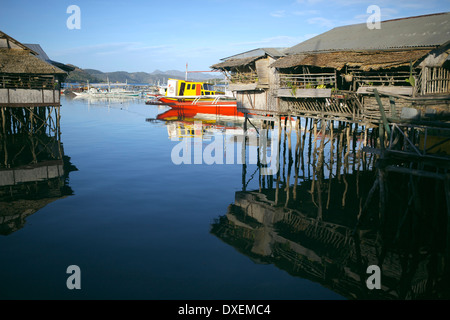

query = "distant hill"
(65, 67), (223, 84)
(64, 65), (103, 83)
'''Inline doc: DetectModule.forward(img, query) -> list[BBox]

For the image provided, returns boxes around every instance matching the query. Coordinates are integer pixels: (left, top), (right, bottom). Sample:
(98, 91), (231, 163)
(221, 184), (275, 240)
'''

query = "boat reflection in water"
(156, 107), (250, 140)
(0, 106), (77, 235)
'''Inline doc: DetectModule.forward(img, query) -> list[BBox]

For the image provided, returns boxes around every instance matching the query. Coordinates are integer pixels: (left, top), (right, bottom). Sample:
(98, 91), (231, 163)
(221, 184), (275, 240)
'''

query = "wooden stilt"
(327, 120), (334, 209)
(275, 116), (282, 205)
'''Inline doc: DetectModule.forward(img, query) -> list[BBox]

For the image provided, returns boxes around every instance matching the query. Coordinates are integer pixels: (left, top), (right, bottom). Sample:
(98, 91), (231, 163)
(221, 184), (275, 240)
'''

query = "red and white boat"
(146, 78), (239, 114)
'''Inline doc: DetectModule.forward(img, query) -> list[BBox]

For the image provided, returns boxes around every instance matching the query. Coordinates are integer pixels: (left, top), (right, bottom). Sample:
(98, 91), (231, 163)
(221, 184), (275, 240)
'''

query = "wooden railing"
(279, 73), (336, 89)
(1, 74), (58, 90)
(229, 72), (258, 84)
(351, 71), (415, 88)
(283, 91), (367, 122)
(420, 67), (450, 95)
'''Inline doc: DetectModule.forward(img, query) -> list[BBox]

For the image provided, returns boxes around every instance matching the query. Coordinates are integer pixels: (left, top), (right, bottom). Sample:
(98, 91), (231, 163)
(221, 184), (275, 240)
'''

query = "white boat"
(72, 79), (142, 98)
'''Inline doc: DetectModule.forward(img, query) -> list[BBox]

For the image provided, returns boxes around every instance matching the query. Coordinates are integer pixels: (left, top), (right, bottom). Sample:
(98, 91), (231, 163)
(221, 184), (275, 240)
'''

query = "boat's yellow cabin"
(166, 79), (224, 97)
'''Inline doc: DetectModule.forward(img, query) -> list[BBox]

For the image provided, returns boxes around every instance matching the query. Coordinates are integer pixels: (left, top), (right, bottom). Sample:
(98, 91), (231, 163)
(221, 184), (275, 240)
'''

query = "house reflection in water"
(153, 106), (449, 299)
(210, 119), (449, 300)
(0, 106), (77, 235)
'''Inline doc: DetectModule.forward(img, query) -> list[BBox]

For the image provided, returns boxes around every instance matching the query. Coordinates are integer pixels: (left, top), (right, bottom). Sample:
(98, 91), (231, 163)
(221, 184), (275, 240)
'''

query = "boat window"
(205, 92), (210, 95)
(192, 84), (196, 90)
(187, 84), (191, 90)
(179, 82), (186, 96)
(202, 91), (205, 95)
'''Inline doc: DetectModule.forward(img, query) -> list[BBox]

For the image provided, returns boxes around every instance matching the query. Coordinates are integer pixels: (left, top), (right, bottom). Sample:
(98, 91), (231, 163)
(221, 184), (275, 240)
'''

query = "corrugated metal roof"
(286, 12), (450, 55)
(220, 47), (286, 61)
(24, 43), (50, 61)
(24, 43), (75, 72)
(262, 47), (287, 57)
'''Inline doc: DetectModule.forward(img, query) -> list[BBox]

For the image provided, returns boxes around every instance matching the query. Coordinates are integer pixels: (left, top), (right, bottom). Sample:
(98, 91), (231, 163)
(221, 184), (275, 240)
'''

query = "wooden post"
(285, 115), (295, 207)
(302, 117), (308, 156)
(275, 116), (282, 205)
(307, 118), (313, 180)
(282, 116), (287, 186)
(296, 117), (301, 156)
(310, 119), (318, 196)
(373, 89), (391, 137)
(327, 120), (334, 209)
(345, 123), (351, 171)
(312, 119), (318, 165)
(1, 107), (6, 167)
(242, 115), (248, 191)
(1, 107), (5, 136)
(293, 117), (301, 200)
(379, 123), (385, 150)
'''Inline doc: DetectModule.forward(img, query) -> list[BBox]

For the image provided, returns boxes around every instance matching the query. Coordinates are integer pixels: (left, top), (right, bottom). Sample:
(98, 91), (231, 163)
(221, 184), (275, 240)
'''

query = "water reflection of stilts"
(212, 115), (449, 299)
(0, 106), (77, 235)
(241, 115), (376, 212)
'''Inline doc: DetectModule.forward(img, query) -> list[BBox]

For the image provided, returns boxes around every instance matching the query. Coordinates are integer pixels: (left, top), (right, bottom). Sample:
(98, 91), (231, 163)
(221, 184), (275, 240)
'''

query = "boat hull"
(166, 102), (242, 117)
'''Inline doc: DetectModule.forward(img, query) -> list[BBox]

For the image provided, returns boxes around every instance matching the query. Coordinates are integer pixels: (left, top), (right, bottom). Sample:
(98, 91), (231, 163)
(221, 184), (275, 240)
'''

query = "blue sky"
(1, 0), (449, 73)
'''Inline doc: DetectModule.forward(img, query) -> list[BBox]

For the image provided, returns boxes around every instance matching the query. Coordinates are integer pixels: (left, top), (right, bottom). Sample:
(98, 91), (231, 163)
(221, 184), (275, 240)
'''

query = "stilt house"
(211, 48), (286, 114)
(270, 12), (450, 122)
(0, 31), (69, 107)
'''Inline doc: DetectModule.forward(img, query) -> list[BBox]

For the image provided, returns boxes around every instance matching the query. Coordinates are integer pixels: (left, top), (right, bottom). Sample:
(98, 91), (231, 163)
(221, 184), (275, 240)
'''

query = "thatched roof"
(0, 31), (37, 53)
(211, 55), (264, 70)
(24, 44), (76, 73)
(270, 49), (432, 71)
(0, 48), (66, 74)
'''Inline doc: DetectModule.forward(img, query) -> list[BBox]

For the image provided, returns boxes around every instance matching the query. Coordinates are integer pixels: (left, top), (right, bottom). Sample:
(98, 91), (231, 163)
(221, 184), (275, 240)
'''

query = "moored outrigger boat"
(147, 78), (234, 101)
(146, 78), (239, 114)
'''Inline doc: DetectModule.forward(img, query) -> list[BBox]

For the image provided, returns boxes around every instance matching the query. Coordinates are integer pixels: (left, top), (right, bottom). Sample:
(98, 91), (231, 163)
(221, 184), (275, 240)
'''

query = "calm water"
(0, 95), (448, 300)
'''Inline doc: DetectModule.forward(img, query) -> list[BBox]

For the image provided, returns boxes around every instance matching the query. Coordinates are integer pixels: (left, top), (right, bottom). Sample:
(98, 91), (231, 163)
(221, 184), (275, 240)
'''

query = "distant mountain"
(65, 67), (223, 84)
(64, 65), (103, 83)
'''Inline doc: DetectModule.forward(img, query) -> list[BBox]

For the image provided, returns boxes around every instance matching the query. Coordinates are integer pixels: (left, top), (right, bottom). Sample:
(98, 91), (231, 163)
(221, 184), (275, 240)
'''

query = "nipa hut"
(211, 48), (286, 114)
(0, 31), (69, 107)
(268, 12), (450, 121)
(272, 12), (450, 97)
(271, 49), (433, 97)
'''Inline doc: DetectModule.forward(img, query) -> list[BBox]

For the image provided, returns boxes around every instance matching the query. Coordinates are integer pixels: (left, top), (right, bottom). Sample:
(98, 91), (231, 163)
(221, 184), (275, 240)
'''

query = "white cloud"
(380, 7), (400, 18)
(293, 10), (320, 16)
(270, 10), (286, 18)
(296, 0), (324, 4)
(52, 42), (173, 57)
(307, 17), (335, 28)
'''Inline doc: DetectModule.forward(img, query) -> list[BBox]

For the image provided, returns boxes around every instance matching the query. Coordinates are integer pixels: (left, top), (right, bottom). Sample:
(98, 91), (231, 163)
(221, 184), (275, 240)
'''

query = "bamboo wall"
(421, 67), (450, 95)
